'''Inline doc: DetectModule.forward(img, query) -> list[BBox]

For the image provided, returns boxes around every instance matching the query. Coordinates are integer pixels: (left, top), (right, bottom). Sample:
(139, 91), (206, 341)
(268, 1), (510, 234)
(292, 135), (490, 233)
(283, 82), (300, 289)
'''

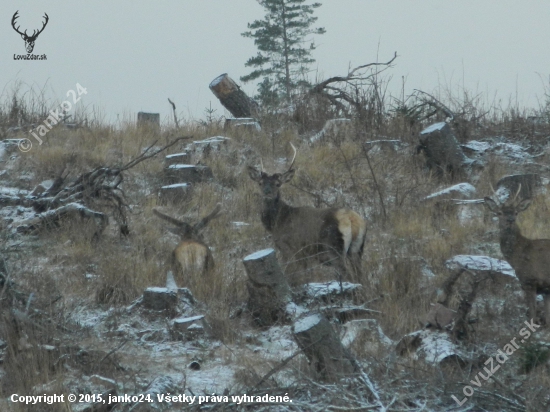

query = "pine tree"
(241, 0), (326, 106)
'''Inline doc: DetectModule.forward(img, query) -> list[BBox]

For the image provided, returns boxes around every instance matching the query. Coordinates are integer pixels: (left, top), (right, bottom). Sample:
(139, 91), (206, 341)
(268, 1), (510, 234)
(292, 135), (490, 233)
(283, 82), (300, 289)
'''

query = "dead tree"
(167, 98), (180, 128)
(209, 73), (259, 118)
(10, 137), (190, 238)
(308, 52), (397, 127)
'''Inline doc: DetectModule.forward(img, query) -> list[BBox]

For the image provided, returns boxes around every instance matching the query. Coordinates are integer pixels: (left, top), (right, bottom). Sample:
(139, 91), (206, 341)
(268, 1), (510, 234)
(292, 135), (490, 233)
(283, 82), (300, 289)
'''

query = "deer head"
(248, 143), (297, 199)
(12, 11), (49, 53)
(484, 184), (532, 232)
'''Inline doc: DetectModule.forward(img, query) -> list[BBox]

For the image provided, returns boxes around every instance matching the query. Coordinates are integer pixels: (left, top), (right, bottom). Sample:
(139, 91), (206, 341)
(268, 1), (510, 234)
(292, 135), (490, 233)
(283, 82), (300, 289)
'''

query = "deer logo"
(11, 11), (49, 54)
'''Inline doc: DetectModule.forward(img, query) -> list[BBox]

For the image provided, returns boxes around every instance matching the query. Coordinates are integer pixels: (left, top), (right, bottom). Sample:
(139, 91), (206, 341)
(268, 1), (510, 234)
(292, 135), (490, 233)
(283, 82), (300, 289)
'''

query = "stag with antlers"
(485, 184), (550, 324)
(248, 143), (367, 285)
(153, 204), (222, 290)
(12, 11), (49, 53)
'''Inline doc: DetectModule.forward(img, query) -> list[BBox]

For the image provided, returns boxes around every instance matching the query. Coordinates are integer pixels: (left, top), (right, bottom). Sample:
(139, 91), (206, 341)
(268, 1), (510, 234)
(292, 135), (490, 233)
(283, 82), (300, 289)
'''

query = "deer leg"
(523, 287), (537, 322)
(544, 294), (550, 326)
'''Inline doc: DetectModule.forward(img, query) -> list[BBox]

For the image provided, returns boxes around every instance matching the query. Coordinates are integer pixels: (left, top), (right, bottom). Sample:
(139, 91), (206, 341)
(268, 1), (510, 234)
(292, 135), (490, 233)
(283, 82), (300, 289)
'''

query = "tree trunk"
(243, 248), (291, 327)
(293, 313), (357, 381)
(209, 74), (259, 118)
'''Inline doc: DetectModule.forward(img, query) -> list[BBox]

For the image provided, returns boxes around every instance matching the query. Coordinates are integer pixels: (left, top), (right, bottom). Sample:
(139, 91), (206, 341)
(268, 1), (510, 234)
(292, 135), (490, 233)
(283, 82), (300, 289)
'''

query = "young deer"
(248, 144), (367, 284)
(484, 186), (550, 324)
(153, 204), (222, 287)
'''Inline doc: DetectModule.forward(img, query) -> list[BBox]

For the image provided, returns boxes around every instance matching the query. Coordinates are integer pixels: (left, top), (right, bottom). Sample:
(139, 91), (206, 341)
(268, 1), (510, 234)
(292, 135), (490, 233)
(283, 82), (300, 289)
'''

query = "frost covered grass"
(2, 83), (550, 410)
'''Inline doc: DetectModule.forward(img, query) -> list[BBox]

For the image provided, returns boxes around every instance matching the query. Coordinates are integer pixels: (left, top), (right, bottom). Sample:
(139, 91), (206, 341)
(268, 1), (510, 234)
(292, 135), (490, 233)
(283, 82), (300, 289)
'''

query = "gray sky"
(2, 1), (549, 124)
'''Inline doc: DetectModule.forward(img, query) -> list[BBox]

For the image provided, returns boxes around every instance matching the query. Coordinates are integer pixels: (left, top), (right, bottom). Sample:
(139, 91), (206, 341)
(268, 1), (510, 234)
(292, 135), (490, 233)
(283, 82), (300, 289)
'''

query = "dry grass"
(2, 83), (550, 410)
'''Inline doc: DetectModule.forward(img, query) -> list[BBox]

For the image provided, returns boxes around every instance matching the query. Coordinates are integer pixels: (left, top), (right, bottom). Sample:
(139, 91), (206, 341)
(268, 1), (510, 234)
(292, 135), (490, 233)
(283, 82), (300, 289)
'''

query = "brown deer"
(11, 11), (49, 54)
(484, 185), (550, 324)
(153, 204), (222, 287)
(248, 144), (367, 284)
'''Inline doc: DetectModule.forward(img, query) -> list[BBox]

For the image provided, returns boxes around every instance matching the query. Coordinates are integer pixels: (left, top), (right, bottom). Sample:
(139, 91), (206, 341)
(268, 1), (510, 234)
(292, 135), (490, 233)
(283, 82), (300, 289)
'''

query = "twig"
(168, 98), (180, 128)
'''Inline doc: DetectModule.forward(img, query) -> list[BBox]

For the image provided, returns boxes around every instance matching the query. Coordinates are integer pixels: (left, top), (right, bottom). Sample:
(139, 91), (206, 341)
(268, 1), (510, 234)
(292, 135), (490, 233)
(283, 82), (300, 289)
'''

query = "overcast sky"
(2, 1), (549, 125)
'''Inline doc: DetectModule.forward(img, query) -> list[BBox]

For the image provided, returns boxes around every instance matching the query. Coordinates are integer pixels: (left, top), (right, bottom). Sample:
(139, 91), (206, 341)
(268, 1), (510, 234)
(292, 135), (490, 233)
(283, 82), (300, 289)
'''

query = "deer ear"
(484, 197), (499, 213)
(517, 198), (532, 212)
(280, 169), (295, 183)
(248, 166), (262, 182)
(21, 34), (25, 40)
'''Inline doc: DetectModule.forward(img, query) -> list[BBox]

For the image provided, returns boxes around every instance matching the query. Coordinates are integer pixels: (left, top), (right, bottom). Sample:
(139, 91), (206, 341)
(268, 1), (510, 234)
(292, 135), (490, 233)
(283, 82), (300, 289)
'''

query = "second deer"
(248, 143), (367, 284)
(153, 204), (222, 288)
(484, 185), (550, 324)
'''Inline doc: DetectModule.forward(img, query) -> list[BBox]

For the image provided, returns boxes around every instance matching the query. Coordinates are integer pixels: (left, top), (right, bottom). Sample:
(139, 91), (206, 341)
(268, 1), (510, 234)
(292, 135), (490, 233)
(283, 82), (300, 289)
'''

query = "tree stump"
(163, 164), (213, 184)
(293, 313), (357, 381)
(159, 183), (190, 203)
(417, 122), (470, 180)
(165, 152), (190, 166)
(243, 248), (291, 327)
(496, 173), (541, 202)
(209, 74), (259, 118)
(137, 112), (160, 131)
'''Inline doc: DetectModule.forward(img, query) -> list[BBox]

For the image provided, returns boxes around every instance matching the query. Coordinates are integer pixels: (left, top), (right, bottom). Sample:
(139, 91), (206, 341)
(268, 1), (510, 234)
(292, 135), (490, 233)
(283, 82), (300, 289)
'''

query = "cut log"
(293, 313), (357, 381)
(15, 202), (108, 239)
(417, 122), (471, 180)
(243, 248), (291, 327)
(137, 112), (160, 131)
(209, 74), (259, 118)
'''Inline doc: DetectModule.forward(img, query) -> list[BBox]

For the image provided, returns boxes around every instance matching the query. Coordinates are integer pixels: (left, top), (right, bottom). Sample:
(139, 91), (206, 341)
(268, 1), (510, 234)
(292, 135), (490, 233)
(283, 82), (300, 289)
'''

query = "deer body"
(249, 144), (366, 283)
(153, 205), (221, 288)
(485, 195), (550, 323)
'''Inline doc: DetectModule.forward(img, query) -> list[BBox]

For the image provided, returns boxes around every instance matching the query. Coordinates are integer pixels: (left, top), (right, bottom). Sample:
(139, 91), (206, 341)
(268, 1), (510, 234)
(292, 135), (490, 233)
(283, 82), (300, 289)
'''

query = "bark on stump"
(243, 248), (291, 327)
(209, 74), (259, 118)
(496, 174), (541, 202)
(293, 313), (357, 381)
(418, 122), (469, 180)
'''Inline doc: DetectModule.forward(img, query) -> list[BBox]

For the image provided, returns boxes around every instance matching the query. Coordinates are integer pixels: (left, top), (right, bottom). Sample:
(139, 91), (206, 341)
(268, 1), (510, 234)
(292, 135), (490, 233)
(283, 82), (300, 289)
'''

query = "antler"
(29, 13), (49, 40)
(511, 184), (522, 204)
(11, 11), (25, 36)
(287, 143), (297, 172)
(195, 203), (222, 232)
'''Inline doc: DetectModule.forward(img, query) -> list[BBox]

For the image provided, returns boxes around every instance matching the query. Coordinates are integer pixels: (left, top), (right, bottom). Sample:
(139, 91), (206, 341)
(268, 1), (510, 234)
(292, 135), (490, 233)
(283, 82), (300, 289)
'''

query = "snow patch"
(243, 248), (274, 261)
(445, 255), (516, 278)
(293, 313), (323, 333)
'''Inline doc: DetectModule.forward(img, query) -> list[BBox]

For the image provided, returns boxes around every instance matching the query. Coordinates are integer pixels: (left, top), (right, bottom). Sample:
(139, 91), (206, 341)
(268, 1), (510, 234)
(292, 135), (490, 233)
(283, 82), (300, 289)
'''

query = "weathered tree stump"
(293, 313), (357, 381)
(159, 183), (190, 203)
(163, 164), (213, 184)
(417, 122), (470, 180)
(243, 248), (291, 327)
(496, 173), (541, 202)
(137, 112), (160, 131)
(209, 74), (259, 118)
(165, 152), (190, 166)
(142, 287), (177, 312)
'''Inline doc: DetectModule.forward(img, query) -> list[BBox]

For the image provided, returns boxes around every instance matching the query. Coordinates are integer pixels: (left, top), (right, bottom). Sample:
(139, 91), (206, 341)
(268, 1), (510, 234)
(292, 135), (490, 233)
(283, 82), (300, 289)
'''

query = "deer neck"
(261, 195), (292, 232)
(499, 222), (524, 260)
